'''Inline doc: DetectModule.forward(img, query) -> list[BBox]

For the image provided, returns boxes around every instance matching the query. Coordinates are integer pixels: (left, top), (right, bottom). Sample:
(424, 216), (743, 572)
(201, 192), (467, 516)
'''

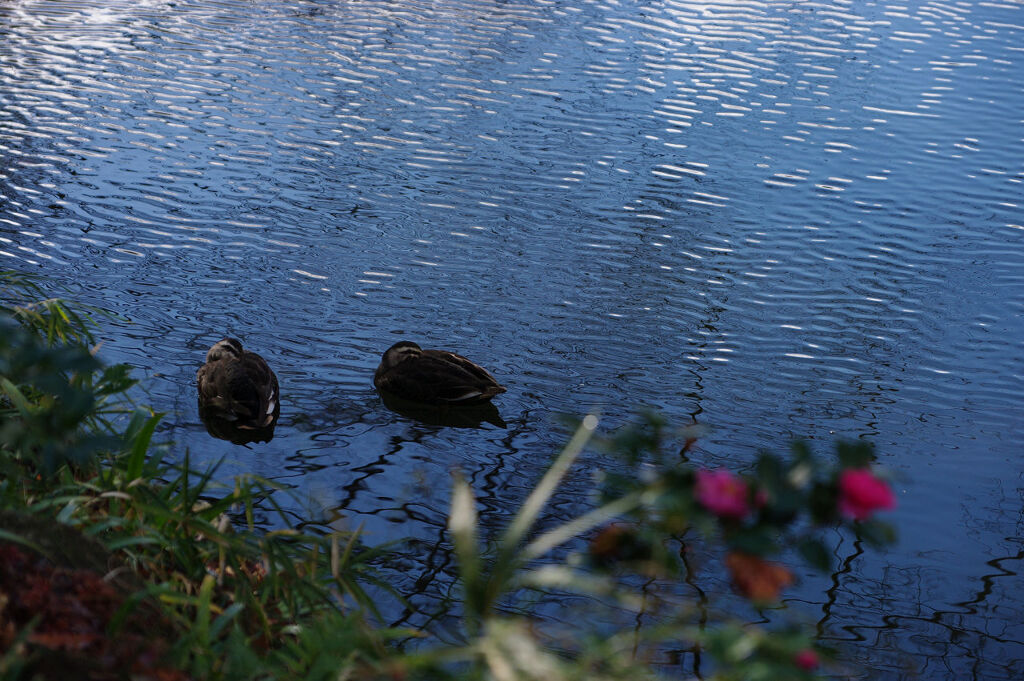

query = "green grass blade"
(449, 473), (482, 625)
(500, 414), (598, 552)
(124, 410), (161, 480)
(0, 529), (46, 556)
(522, 492), (643, 561)
(0, 378), (33, 416)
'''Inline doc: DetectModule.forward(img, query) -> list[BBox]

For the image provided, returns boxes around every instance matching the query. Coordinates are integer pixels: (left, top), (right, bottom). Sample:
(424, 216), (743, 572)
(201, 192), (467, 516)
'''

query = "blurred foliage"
(0, 272), (136, 474)
(595, 413), (896, 573)
(0, 315), (137, 474)
(0, 271), (101, 345)
(448, 413), (897, 680)
(0, 274), (398, 680)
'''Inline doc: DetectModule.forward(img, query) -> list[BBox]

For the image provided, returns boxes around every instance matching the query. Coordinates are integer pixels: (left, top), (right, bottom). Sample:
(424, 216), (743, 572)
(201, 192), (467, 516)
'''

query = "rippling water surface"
(2, 0), (1023, 677)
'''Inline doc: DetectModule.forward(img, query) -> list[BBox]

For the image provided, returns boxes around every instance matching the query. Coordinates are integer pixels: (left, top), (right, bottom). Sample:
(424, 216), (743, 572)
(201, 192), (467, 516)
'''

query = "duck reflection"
(198, 405), (278, 444)
(378, 390), (506, 429)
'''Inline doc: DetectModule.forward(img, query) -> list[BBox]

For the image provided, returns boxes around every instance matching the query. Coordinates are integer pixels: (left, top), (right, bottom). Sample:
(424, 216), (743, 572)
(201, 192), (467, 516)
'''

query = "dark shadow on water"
(378, 390), (507, 429)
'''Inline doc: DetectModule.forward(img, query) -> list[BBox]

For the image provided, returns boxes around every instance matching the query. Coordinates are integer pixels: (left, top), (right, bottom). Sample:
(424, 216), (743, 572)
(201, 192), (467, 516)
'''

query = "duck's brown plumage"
(196, 338), (279, 429)
(373, 341), (506, 405)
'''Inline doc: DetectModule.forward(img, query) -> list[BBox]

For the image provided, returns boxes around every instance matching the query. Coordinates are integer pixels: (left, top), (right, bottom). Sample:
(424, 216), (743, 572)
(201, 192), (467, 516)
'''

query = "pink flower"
(838, 468), (896, 520)
(794, 648), (819, 671)
(695, 469), (750, 519)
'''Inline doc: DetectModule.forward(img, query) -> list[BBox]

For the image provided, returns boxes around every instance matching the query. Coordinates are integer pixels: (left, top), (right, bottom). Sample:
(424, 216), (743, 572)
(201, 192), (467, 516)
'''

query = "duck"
(196, 338), (279, 429)
(373, 341), (506, 406)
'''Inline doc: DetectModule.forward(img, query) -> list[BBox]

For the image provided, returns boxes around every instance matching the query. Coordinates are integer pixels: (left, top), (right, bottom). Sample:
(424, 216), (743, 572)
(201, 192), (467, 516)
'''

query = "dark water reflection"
(3, 0), (1023, 677)
(377, 391), (508, 429)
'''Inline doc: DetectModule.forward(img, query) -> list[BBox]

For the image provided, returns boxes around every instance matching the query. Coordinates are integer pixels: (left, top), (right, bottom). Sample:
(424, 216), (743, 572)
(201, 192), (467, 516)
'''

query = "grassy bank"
(0, 273), (896, 680)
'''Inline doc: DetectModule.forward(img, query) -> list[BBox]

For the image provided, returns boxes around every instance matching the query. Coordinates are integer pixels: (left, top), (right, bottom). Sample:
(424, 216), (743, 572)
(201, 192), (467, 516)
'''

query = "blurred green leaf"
(856, 518), (897, 547)
(790, 440), (814, 466)
(797, 537), (833, 572)
(729, 525), (779, 556)
(0, 377), (32, 416)
(807, 481), (838, 525)
(754, 452), (785, 486)
(836, 440), (875, 469)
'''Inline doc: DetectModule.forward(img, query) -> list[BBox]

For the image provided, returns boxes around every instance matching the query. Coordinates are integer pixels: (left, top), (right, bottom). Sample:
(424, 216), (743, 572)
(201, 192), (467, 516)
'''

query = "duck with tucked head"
(196, 338), (280, 431)
(374, 341), (506, 406)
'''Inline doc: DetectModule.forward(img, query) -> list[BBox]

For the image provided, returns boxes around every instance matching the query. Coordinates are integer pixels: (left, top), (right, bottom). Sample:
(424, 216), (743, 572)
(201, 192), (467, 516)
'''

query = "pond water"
(2, 0), (1023, 677)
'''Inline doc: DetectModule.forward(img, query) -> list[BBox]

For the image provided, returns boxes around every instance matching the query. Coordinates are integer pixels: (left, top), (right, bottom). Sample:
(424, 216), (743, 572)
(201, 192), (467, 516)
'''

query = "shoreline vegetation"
(0, 272), (896, 680)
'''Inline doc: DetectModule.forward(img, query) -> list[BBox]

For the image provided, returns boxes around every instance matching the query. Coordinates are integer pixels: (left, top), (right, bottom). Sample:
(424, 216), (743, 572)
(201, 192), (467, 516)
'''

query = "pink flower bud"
(794, 648), (819, 670)
(695, 469), (750, 519)
(754, 488), (770, 508)
(838, 468), (895, 521)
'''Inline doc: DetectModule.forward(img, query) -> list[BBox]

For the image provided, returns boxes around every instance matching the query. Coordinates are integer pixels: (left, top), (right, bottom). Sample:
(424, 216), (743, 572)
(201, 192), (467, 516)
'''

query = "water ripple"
(3, 0), (1024, 678)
